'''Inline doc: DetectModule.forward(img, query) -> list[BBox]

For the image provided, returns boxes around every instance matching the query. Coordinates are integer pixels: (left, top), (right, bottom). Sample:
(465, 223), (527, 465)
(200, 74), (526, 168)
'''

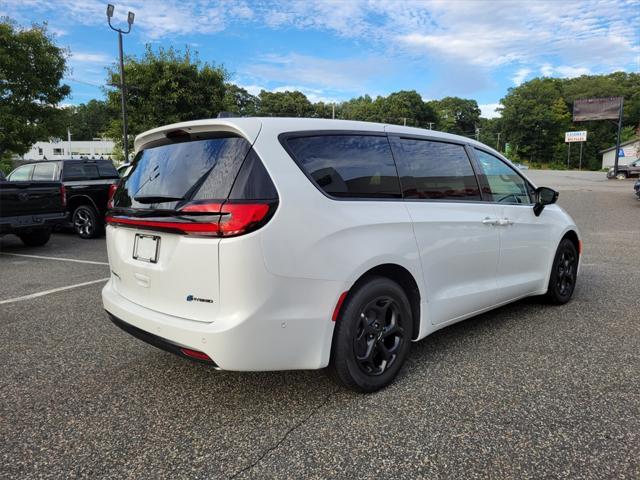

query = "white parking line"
(0, 278), (109, 305)
(0, 252), (108, 266)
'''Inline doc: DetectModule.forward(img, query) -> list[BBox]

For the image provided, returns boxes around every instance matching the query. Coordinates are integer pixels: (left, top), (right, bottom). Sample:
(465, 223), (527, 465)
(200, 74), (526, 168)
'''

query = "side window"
(8, 165), (34, 181)
(284, 134), (401, 199)
(63, 163), (100, 181)
(390, 138), (481, 200)
(474, 149), (531, 204)
(32, 163), (57, 181)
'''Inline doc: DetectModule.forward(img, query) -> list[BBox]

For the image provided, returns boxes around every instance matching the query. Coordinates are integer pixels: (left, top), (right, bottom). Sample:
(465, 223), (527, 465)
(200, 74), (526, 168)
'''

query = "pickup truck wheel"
(18, 228), (51, 247)
(73, 205), (100, 239)
(615, 172), (627, 180)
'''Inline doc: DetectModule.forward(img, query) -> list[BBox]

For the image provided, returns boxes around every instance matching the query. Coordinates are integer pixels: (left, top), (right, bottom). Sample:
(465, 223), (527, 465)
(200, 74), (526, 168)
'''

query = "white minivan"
(103, 118), (580, 392)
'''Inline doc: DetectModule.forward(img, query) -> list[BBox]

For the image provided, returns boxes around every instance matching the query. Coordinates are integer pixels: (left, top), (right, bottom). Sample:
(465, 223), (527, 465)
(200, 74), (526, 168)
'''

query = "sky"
(3, 0), (639, 118)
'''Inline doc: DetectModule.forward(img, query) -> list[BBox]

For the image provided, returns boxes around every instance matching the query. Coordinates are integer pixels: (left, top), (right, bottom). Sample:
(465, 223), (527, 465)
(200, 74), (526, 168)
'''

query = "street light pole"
(107, 5), (135, 163)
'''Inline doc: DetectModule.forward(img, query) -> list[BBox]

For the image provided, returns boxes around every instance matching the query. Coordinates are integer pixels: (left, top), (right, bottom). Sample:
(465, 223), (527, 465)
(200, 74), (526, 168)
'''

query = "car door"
(388, 134), (501, 325)
(472, 148), (554, 302)
(629, 159), (640, 176)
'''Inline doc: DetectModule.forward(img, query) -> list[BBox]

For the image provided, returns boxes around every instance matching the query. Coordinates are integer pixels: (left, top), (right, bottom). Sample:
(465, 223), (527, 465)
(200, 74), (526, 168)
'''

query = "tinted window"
(474, 149), (531, 204)
(285, 135), (401, 199)
(113, 136), (251, 210)
(32, 163), (57, 180)
(228, 150), (278, 200)
(9, 165), (33, 181)
(391, 138), (480, 200)
(64, 163), (100, 181)
(97, 161), (119, 179)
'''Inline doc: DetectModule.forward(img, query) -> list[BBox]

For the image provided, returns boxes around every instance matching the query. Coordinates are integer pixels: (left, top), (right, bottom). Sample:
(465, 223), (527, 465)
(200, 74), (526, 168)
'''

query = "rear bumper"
(0, 212), (67, 235)
(102, 277), (339, 371)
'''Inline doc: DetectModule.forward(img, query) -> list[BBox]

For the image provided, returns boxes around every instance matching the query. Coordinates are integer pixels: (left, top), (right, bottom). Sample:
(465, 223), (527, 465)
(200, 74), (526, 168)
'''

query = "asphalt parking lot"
(1, 171), (639, 479)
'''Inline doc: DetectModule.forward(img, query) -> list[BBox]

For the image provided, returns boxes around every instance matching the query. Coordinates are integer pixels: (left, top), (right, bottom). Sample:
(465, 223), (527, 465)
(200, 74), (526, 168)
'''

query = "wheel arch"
(337, 263), (422, 341)
(67, 194), (99, 215)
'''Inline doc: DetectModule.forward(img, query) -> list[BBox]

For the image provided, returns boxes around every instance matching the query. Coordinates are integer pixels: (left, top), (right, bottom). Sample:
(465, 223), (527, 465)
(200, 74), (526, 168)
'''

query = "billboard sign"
(565, 131), (587, 143)
(573, 97), (622, 121)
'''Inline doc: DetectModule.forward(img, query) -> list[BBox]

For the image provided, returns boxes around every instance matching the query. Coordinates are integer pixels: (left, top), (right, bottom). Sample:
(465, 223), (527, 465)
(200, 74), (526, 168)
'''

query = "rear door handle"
(482, 217), (499, 225)
(497, 218), (514, 226)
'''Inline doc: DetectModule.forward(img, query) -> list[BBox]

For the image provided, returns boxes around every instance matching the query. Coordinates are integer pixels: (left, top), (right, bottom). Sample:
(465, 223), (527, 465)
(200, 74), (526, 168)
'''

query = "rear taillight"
(107, 183), (118, 210)
(60, 185), (66, 207)
(106, 200), (276, 237)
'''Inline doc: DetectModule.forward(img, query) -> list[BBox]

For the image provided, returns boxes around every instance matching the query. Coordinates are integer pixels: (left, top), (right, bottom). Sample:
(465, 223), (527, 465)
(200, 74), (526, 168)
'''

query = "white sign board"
(565, 131), (587, 142)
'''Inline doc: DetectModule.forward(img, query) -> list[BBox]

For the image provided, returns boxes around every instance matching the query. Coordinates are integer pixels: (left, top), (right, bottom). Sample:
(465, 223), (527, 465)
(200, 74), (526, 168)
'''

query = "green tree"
(222, 84), (259, 116)
(0, 19), (70, 157)
(377, 90), (438, 128)
(257, 90), (314, 117)
(65, 99), (114, 140)
(105, 45), (227, 158)
(340, 94), (379, 122)
(429, 97), (481, 135)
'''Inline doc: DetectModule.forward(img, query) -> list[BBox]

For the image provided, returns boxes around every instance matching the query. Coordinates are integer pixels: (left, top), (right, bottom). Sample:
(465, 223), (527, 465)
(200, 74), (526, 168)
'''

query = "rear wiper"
(134, 195), (183, 204)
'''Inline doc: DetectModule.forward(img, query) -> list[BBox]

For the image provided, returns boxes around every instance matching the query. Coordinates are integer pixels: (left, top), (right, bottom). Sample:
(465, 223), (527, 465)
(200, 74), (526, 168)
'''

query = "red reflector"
(332, 291), (349, 322)
(180, 348), (212, 361)
(578, 240), (583, 255)
(60, 185), (67, 207)
(107, 183), (118, 209)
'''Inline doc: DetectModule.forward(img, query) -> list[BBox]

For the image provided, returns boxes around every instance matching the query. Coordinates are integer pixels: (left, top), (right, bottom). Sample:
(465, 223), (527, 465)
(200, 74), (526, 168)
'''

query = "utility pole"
(67, 128), (72, 159)
(567, 142), (571, 169)
(107, 4), (135, 163)
(403, 117), (407, 126)
(427, 122), (434, 130)
(613, 97), (624, 175)
(332, 103), (335, 120)
(475, 128), (480, 141)
(496, 132), (501, 151)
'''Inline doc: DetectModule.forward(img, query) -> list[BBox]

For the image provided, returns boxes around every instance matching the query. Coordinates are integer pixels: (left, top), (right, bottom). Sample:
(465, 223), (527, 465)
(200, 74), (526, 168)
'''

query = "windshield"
(112, 136), (251, 211)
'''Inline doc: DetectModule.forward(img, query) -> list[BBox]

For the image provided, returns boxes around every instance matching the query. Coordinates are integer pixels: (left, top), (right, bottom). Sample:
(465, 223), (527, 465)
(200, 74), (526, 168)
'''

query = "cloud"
(512, 68), (531, 85)
(243, 53), (390, 93)
(71, 52), (111, 63)
(479, 103), (502, 119)
(540, 63), (592, 78)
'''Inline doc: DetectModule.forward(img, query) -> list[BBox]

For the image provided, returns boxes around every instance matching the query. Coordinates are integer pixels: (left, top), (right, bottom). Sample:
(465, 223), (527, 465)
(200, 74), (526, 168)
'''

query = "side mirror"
(533, 186), (558, 216)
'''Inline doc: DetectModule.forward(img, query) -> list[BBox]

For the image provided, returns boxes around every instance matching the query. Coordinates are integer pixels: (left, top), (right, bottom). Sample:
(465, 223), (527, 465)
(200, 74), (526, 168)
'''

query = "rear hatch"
(106, 129), (278, 323)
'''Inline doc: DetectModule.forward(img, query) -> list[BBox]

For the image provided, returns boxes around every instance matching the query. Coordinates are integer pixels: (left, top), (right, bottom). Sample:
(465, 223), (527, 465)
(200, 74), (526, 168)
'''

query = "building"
(19, 139), (116, 161)
(600, 138), (640, 168)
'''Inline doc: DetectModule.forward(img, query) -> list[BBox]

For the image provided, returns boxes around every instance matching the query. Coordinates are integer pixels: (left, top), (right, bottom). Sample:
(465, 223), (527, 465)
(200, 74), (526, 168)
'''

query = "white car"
(103, 118), (581, 392)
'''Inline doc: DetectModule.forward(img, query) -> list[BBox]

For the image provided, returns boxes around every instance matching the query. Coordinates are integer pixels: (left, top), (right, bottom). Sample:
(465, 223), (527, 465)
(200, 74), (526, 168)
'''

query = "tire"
(18, 228), (51, 247)
(72, 205), (101, 239)
(330, 276), (413, 392)
(545, 238), (578, 305)
(615, 172), (627, 180)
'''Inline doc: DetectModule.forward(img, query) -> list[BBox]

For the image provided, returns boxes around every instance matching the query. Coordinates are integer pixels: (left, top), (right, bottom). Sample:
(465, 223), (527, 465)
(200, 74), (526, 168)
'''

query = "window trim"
(470, 147), (535, 205)
(279, 130), (403, 202)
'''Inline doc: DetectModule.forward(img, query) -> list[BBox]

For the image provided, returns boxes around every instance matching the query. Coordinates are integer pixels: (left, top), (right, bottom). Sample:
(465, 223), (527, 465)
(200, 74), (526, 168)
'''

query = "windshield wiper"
(134, 195), (184, 204)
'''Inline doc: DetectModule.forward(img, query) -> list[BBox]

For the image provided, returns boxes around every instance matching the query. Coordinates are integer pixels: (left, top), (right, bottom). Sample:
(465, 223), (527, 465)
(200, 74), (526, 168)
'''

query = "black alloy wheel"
(331, 276), (413, 392)
(546, 238), (578, 304)
(73, 205), (100, 239)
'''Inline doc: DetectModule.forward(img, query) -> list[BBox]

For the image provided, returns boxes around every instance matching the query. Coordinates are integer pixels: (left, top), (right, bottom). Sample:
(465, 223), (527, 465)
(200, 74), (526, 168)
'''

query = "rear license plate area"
(133, 234), (160, 263)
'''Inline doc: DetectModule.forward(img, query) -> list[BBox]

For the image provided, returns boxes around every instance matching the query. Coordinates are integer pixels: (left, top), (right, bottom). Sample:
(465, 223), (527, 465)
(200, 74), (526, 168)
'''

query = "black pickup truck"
(7, 159), (119, 238)
(0, 179), (68, 246)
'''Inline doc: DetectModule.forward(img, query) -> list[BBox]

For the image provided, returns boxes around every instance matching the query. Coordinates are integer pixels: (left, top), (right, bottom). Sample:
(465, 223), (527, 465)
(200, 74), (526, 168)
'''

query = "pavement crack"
(228, 387), (339, 479)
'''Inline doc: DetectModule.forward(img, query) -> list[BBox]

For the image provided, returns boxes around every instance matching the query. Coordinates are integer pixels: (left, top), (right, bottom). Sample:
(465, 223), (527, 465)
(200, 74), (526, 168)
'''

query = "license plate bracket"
(133, 234), (160, 263)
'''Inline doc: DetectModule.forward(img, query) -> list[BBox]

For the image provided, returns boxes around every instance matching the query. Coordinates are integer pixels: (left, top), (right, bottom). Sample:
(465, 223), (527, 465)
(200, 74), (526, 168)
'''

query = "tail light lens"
(106, 200), (276, 237)
(107, 183), (118, 210)
(60, 184), (67, 207)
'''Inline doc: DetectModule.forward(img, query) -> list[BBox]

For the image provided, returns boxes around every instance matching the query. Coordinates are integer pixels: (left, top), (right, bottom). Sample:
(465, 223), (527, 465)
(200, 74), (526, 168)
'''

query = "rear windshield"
(112, 136), (251, 210)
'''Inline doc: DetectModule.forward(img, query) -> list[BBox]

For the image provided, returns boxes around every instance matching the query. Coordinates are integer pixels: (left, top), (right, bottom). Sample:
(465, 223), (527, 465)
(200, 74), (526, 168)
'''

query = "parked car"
(0, 177), (67, 246)
(607, 159), (640, 179)
(117, 163), (132, 177)
(7, 159), (119, 238)
(103, 118), (581, 392)
(513, 162), (529, 170)
(634, 179), (640, 199)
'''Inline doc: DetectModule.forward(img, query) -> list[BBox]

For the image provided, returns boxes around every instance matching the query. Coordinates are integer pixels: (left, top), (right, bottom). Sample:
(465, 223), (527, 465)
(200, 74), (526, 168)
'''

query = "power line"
(63, 77), (104, 88)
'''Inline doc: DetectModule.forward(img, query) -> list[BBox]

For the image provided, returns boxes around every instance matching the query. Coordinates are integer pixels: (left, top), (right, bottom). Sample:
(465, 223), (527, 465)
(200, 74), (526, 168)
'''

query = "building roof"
(599, 137), (640, 154)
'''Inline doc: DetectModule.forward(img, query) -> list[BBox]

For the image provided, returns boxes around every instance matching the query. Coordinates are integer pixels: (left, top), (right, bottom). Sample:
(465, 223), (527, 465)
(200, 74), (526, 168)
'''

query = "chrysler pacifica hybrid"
(103, 118), (580, 392)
